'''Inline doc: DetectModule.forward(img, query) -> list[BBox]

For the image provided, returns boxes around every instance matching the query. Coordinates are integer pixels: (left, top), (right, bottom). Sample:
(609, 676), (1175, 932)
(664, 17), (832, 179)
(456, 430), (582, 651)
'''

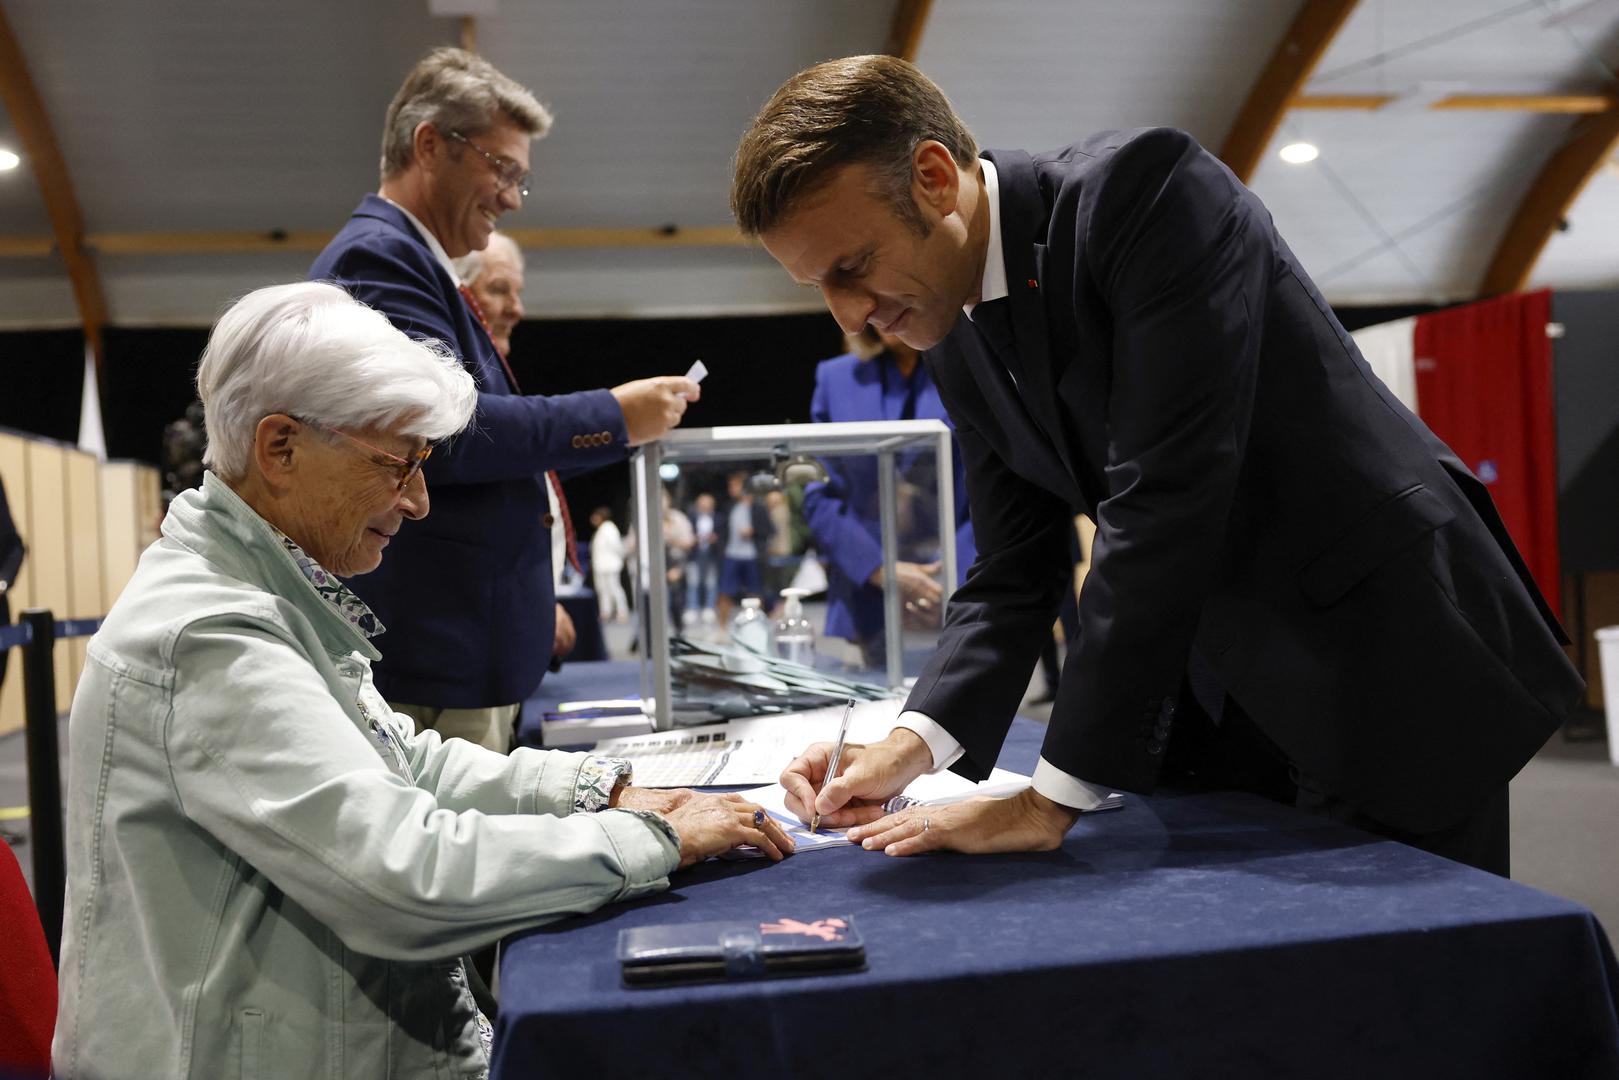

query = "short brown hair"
(380, 47), (552, 181)
(730, 55), (978, 237)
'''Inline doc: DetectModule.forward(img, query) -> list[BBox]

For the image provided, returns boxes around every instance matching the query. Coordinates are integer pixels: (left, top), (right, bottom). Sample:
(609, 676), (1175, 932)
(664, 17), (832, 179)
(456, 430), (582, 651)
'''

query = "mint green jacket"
(53, 474), (679, 1079)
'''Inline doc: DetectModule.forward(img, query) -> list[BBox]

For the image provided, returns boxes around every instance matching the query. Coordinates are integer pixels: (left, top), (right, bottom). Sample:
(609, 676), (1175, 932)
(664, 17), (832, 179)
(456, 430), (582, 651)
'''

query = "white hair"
(452, 231), (525, 285)
(380, 47), (552, 181)
(196, 281), (478, 481)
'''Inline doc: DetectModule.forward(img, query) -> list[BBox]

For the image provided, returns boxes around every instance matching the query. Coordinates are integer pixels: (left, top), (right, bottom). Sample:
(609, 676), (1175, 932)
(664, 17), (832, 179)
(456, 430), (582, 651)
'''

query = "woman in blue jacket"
(802, 327), (976, 669)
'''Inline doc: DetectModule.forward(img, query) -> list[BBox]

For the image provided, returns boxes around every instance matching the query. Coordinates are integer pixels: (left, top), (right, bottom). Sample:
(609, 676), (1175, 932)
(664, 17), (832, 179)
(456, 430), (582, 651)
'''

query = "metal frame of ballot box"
(630, 420), (956, 730)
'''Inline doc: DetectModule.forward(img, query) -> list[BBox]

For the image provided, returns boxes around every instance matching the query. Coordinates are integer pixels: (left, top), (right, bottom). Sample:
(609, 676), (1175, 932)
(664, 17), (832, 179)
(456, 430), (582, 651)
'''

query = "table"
(515, 659), (641, 748)
(495, 678), (1619, 1078)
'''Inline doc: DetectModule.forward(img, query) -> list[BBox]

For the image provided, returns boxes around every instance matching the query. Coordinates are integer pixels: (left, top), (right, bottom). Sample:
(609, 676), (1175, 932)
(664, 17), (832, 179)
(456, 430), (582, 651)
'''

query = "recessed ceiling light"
(1279, 142), (1319, 165)
(0, 148), (20, 171)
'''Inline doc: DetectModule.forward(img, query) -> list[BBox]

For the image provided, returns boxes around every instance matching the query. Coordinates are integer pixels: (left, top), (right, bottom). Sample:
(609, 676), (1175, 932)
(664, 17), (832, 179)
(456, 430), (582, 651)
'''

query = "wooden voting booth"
(0, 428), (160, 737)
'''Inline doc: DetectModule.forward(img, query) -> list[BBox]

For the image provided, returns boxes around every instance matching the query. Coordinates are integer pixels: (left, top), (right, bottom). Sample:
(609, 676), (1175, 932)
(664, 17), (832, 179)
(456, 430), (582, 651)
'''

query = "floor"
(6, 610), (1617, 938)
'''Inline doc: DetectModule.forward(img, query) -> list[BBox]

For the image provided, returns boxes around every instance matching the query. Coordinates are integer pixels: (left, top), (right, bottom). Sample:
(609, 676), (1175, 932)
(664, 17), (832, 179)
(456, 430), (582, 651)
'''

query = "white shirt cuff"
(1032, 757), (1116, 812)
(895, 711), (965, 772)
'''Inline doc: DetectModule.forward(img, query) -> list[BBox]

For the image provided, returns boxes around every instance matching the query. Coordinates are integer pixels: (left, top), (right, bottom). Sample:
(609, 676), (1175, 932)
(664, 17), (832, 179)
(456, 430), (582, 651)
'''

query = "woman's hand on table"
(660, 792), (795, 868)
(614, 785), (692, 814)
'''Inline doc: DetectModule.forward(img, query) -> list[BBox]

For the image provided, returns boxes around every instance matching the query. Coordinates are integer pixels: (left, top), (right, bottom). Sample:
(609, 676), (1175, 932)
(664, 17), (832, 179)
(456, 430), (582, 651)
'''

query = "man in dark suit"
(740, 56), (1582, 874)
(311, 48), (698, 750)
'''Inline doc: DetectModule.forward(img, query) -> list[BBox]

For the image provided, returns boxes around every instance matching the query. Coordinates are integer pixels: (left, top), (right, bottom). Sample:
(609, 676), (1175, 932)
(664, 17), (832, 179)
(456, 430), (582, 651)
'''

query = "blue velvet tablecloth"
(496, 667), (1619, 1078)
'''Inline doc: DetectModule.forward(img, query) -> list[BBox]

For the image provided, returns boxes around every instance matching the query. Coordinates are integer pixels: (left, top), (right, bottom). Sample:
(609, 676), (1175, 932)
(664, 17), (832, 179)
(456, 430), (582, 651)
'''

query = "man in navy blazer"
(311, 48), (697, 750)
(802, 330), (976, 667)
(742, 56), (1581, 874)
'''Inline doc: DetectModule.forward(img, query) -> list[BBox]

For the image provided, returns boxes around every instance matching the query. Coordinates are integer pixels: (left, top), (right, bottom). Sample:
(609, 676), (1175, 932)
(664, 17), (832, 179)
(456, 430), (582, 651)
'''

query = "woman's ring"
(922, 817), (930, 832)
(753, 808), (765, 827)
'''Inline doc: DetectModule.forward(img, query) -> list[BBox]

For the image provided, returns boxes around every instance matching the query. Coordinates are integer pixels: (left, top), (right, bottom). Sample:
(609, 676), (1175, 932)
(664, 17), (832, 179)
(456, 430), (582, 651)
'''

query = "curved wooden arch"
(1218, 0), (1360, 184)
(884, 0), (933, 62)
(0, 5), (106, 371)
(1480, 109), (1619, 297)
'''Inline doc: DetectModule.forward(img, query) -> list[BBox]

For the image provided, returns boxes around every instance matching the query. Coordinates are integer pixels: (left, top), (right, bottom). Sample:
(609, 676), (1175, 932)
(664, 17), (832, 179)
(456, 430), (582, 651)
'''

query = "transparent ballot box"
(630, 420), (958, 730)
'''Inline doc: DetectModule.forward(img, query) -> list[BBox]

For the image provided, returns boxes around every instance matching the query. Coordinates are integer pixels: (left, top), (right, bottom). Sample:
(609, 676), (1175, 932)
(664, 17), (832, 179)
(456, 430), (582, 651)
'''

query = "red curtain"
(1412, 289), (1561, 617)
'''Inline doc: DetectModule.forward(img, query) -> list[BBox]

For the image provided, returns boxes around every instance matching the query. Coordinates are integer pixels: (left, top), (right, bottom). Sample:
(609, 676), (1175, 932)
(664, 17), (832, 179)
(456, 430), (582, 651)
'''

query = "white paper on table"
(730, 768), (1032, 851)
(734, 769), (1123, 852)
(738, 766), (1033, 821)
(591, 697), (905, 787)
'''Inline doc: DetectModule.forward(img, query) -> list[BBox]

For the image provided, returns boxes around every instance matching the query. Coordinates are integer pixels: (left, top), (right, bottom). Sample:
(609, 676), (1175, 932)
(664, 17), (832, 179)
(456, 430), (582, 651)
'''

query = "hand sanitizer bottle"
(773, 588), (816, 666)
(730, 597), (771, 653)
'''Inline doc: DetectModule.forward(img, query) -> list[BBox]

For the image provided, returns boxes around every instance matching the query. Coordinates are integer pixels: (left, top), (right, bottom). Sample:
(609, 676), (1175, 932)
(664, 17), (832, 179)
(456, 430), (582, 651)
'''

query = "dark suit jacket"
(309, 195), (627, 707)
(906, 129), (1581, 833)
(801, 351), (976, 644)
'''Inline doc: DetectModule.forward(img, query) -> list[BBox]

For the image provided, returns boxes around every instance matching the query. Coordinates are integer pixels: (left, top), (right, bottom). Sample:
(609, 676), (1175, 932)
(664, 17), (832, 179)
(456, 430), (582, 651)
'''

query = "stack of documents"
(593, 698), (907, 788)
(668, 636), (897, 721)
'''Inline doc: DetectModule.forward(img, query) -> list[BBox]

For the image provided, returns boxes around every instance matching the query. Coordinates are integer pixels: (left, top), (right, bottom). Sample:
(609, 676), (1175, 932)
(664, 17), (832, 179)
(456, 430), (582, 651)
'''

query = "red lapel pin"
(1027, 278), (1039, 289)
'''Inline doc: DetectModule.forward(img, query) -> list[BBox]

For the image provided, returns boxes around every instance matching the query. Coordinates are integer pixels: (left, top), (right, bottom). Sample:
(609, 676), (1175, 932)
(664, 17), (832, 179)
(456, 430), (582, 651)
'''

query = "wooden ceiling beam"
(1218, 0), (1360, 184)
(1479, 109), (1619, 296)
(0, 4), (107, 370)
(884, 0), (933, 62)
(0, 224), (751, 258)
(1295, 93), (1618, 113)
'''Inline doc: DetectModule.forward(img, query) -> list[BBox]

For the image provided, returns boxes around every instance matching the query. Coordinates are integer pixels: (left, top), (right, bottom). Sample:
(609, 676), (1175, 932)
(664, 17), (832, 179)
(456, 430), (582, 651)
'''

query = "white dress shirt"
(894, 157), (1115, 814)
(382, 197), (461, 284)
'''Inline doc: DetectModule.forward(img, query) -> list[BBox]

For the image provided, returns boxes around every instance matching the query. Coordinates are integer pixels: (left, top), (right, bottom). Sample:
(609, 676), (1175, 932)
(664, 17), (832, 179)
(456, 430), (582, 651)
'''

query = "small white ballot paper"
(685, 359), (708, 384)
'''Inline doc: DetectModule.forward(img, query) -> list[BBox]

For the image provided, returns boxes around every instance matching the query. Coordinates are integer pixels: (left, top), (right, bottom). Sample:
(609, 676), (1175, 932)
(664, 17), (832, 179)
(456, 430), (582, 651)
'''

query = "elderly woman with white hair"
(52, 282), (791, 1080)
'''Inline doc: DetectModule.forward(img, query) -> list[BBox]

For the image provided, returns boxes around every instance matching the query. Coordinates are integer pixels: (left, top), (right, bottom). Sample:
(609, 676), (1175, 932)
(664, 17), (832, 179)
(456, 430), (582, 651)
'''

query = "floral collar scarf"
(273, 529), (386, 639)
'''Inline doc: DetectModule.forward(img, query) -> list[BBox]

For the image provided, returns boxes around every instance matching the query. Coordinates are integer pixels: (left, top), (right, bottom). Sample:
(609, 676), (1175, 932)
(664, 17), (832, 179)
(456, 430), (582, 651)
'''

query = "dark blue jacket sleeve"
(318, 232), (628, 485)
(801, 363), (885, 586)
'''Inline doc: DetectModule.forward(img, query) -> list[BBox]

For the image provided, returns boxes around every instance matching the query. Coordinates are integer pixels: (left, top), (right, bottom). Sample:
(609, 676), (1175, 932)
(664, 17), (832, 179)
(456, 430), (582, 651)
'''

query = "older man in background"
(310, 48), (699, 750)
(455, 232), (579, 664)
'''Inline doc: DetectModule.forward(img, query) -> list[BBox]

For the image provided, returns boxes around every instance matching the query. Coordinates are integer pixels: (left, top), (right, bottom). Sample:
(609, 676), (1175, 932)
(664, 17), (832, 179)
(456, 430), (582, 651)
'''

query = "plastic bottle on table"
(773, 587), (816, 666)
(730, 596), (772, 653)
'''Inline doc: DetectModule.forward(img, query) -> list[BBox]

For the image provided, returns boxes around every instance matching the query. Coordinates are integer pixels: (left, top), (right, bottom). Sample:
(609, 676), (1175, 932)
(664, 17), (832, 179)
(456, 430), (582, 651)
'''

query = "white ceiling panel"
(483, 0), (893, 230)
(1251, 108), (1573, 302)
(915, 0), (1298, 153)
(1312, 0), (1619, 95)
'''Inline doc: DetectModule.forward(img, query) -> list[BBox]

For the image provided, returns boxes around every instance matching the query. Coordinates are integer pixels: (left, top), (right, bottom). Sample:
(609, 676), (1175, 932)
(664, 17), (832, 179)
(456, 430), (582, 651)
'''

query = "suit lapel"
(940, 321), (1085, 508)
(984, 150), (1083, 496)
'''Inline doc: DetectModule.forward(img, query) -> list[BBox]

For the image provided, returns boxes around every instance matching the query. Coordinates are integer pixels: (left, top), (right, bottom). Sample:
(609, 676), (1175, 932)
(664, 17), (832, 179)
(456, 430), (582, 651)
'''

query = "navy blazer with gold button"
(905, 129), (1581, 833)
(310, 195), (627, 708)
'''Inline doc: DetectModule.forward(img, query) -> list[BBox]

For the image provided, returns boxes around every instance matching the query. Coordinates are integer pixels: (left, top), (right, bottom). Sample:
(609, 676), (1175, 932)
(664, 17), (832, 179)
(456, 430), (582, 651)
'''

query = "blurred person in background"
(685, 491), (721, 625)
(0, 474), (23, 693)
(590, 507), (629, 623)
(802, 325), (975, 669)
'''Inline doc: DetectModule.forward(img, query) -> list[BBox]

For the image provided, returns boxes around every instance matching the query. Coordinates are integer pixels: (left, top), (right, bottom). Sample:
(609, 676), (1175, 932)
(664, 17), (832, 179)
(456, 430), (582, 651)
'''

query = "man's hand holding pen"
(781, 727), (1083, 856)
(780, 727), (933, 830)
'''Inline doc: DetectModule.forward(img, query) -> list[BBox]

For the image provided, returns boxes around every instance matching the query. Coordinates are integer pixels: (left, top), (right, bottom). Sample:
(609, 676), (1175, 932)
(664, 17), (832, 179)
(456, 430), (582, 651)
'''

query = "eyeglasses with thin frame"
(446, 130), (531, 197)
(293, 416), (432, 492)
